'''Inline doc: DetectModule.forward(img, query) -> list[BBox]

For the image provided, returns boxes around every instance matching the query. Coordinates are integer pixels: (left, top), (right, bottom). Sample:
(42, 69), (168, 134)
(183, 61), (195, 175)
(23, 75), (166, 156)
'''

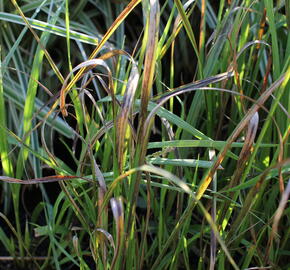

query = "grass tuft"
(0, 1), (289, 269)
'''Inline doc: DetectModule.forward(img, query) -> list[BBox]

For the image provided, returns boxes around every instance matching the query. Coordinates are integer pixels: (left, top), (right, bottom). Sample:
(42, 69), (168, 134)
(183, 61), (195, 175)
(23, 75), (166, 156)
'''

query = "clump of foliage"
(0, 0), (289, 269)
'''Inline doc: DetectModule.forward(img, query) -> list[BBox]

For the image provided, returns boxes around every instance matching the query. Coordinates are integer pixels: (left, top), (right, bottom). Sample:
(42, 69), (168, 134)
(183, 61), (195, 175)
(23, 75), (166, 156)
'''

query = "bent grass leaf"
(109, 197), (124, 270)
(95, 228), (115, 252)
(59, 0), (142, 110)
(60, 58), (113, 117)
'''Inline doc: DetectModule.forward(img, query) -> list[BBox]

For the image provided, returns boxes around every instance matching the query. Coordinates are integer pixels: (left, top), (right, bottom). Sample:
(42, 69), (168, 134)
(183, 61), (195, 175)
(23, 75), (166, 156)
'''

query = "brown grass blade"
(116, 61), (139, 171)
(231, 112), (259, 187)
(273, 180), (290, 231)
(264, 178), (290, 263)
(138, 1), (160, 127)
(127, 0), (160, 254)
(218, 112), (259, 226)
(109, 197), (124, 270)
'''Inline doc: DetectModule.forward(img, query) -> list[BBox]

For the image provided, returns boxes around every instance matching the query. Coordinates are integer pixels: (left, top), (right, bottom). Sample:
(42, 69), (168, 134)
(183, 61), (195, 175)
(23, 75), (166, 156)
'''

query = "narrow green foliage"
(0, 1), (289, 269)
(0, 47), (14, 177)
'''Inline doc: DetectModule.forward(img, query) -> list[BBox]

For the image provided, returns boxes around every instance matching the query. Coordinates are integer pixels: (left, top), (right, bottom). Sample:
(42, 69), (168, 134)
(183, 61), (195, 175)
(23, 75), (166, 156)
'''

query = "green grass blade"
(0, 47), (14, 177)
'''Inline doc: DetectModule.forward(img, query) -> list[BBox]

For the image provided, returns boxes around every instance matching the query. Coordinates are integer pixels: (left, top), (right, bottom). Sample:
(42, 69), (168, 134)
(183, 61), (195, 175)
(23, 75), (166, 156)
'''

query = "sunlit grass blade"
(12, 0), (63, 180)
(209, 149), (217, 270)
(148, 139), (279, 149)
(0, 48), (14, 177)
(0, 12), (100, 45)
(147, 157), (223, 169)
(2, 79), (74, 138)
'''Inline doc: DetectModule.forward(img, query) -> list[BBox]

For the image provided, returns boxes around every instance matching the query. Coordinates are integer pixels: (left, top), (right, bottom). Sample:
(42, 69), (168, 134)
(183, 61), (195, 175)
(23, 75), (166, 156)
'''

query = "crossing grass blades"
(0, 0), (290, 269)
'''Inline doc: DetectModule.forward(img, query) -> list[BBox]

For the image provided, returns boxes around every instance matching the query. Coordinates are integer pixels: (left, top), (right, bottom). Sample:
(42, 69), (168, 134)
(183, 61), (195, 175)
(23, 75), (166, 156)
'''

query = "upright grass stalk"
(174, 0), (203, 78)
(0, 47), (14, 183)
(64, 0), (84, 137)
(11, 0), (63, 178)
(125, 3), (160, 268)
